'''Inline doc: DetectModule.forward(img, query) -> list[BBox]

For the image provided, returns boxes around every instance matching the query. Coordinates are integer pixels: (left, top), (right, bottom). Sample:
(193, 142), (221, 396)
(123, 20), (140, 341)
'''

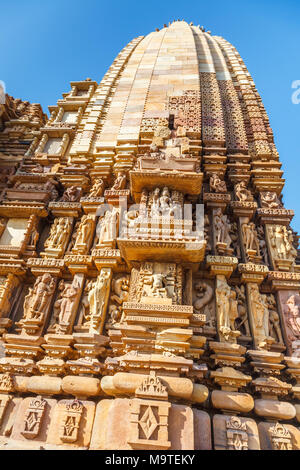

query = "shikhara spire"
(0, 21), (299, 450)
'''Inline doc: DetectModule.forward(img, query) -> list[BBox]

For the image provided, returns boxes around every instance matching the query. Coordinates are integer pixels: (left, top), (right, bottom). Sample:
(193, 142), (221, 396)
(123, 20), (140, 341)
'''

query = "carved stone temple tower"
(0, 20), (300, 450)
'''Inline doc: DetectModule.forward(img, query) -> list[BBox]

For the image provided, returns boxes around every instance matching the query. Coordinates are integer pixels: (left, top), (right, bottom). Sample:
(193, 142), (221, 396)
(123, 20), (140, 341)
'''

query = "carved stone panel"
(128, 262), (183, 306)
(258, 422), (300, 450)
(277, 291), (300, 356)
(192, 278), (215, 331)
(266, 224), (297, 271)
(213, 414), (260, 450)
(128, 398), (171, 450)
(47, 399), (95, 448)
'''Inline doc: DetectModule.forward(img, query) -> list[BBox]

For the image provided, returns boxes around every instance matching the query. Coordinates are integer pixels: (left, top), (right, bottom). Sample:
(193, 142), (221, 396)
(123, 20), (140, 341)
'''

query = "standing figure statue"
(111, 172), (126, 191)
(214, 208), (232, 251)
(73, 215), (94, 251)
(24, 274), (56, 321)
(87, 270), (111, 333)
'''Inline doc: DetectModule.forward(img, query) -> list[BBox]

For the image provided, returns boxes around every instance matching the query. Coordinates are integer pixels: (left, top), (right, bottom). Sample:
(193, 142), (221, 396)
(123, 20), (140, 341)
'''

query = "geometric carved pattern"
(21, 396), (47, 440)
(59, 399), (84, 444)
(128, 399), (171, 450)
(268, 422), (293, 451)
(226, 416), (248, 450)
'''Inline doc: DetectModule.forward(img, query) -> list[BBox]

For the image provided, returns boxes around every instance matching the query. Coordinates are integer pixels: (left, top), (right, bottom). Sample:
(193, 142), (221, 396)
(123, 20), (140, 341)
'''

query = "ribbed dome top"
(83, 20), (277, 167)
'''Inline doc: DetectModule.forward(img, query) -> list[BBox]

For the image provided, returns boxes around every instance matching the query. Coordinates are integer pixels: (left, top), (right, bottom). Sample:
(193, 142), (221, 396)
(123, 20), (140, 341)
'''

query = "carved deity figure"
(45, 218), (72, 250)
(97, 208), (119, 245)
(234, 181), (253, 202)
(143, 273), (168, 298)
(249, 284), (273, 349)
(267, 295), (284, 344)
(53, 278), (80, 333)
(193, 280), (214, 326)
(210, 173), (227, 193)
(257, 225), (269, 265)
(261, 191), (282, 209)
(216, 276), (240, 342)
(133, 262), (179, 304)
(73, 215), (94, 250)
(89, 178), (105, 198)
(270, 225), (297, 261)
(285, 295), (300, 340)
(108, 275), (130, 325)
(149, 187), (181, 218)
(214, 208), (232, 251)
(233, 285), (250, 336)
(111, 172), (126, 191)
(23, 274), (56, 321)
(85, 269), (111, 332)
(242, 222), (260, 254)
(150, 187), (161, 218)
(28, 222), (39, 248)
(60, 186), (81, 202)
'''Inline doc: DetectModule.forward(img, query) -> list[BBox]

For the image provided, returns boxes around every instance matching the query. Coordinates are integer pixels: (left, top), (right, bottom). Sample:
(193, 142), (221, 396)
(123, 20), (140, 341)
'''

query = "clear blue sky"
(1, 0), (300, 232)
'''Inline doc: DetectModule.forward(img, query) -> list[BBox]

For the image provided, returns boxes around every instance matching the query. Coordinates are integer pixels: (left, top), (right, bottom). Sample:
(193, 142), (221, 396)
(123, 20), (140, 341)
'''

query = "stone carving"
(59, 399), (83, 444)
(233, 285), (250, 336)
(204, 214), (212, 252)
(21, 396), (47, 439)
(267, 294), (284, 344)
(23, 274), (56, 321)
(60, 186), (81, 202)
(135, 372), (168, 400)
(210, 173), (227, 193)
(44, 218), (72, 251)
(89, 178), (105, 198)
(261, 192), (282, 209)
(128, 262), (182, 306)
(257, 225), (269, 265)
(216, 276), (240, 343)
(0, 218), (6, 238)
(0, 394), (11, 426)
(168, 91), (201, 135)
(72, 215), (95, 253)
(229, 222), (241, 259)
(268, 225), (297, 269)
(248, 284), (274, 350)
(149, 187), (181, 218)
(0, 373), (15, 393)
(108, 274), (130, 326)
(214, 209), (233, 255)
(234, 181), (253, 202)
(192, 280), (215, 327)
(51, 277), (82, 334)
(82, 269), (112, 333)
(284, 294), (300, 353)
(226, 416), (248, 450)
(241, 222), (261, 261)
(111, 172), (126, 191)
(96, 208), (119, 246)
(128, 399), (171, 450)
(268, 422), (293, 450)
(28, 219), (39, 248)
